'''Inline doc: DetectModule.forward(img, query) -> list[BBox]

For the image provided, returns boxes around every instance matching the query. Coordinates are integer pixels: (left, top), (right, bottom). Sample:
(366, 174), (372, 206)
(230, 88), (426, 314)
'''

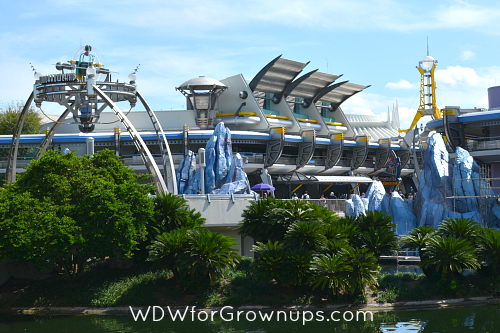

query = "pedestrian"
(408, 193), (414, 200)
(414, 191), (418, 200)
(320, 194), (327, 207)
(329, 192), (337, 199)
(301, 191), (310, 199)
(197, 190), (202, 194)
(292, 193), (298, 200)
(361, 192), (365, 198)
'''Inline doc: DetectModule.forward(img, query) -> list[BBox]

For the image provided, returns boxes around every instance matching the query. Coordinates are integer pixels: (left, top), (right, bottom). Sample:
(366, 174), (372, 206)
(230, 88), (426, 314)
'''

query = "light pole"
(198, 148), (206, 194)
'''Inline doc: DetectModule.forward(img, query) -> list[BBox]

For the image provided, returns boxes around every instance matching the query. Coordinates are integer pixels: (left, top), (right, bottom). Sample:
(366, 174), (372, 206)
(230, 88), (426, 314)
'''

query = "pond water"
(1, 304), (500, 332)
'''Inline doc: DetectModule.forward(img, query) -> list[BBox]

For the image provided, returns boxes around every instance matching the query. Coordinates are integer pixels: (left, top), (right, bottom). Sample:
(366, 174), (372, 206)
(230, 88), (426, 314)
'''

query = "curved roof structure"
(315, 82), (370, 110)
(284, 70), (341, 101)
(248, 55), (308, 96)
(345, 112), (400, 141)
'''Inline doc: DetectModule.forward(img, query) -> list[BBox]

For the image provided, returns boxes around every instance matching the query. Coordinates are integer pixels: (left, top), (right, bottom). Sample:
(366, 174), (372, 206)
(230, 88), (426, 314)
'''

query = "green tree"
(308, 253), (352, 295)
(438, 217), (481, 244)
(344, 247), (379, 294)
(177, 228), (240, 286)
(400, 225), (437, 259)
(421, 235), (480, 283)
(476, 228), (500, 278)
(0, 101), (43, 134)
(251, 241), (289, 284)
(0, 149), (154, 277)
(148, 228), (240, 286)
(284, 220), (327, 251)
(151, 192), (205, 235)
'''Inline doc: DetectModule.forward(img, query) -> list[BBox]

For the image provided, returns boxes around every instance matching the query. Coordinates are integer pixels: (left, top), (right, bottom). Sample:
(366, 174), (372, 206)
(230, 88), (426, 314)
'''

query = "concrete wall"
(185, 197), (255, 258)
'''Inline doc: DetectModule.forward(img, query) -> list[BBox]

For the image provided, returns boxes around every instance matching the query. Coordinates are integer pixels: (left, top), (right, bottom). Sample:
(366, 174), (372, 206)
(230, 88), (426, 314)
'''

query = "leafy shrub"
(148, 228), (240, 287)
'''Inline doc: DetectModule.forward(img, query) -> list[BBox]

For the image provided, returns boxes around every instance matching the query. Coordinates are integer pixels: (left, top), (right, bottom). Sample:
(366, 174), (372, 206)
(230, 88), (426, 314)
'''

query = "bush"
(0, 150), (154, 277)
(147, 228), (240, 287)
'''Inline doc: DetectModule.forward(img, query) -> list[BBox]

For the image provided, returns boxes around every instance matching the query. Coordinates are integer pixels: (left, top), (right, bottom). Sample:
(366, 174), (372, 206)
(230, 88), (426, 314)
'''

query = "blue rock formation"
(365, 180), (390, 214)
(346, 194), (367, 217)
(390, 192), (417, 235)
(348, 181), (417, 234)
(186, 168), (202, 194)
(454, 147), (479, 213)
(214, 123), (229, 188)
(176, 122), (251, 195)
(205, 135), (217, 194)
(414, 134), (453, 228)
(176, 150), (197, 194)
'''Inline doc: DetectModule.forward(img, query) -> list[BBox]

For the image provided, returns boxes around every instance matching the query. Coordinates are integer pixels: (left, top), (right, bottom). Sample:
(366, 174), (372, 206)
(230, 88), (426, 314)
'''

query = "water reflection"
(380, 320), (426, 332)
(1, 304), (500, 332)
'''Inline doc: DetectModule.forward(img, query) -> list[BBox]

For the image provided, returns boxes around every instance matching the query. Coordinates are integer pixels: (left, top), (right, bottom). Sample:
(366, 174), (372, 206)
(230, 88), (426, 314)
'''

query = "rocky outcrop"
(390, 192), (417, 234)
(414, 134), (453, 228)
(346, 181), (418, 234)
(178, 123), (251, 195)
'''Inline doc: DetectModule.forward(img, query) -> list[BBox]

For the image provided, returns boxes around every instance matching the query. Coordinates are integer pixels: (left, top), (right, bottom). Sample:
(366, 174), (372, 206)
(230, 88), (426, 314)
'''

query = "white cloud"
(435, 66), (480, 88)
(385, 79), (416, 90)
(460, 50), (476, 60)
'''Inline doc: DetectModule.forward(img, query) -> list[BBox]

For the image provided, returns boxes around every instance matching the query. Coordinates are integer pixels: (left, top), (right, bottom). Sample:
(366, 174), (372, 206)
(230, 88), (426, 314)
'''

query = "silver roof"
(249, 56), (308, 94)
(178, 76), (226, 90)
(286, 71), (340, 100)
(318, 82), (368, 106)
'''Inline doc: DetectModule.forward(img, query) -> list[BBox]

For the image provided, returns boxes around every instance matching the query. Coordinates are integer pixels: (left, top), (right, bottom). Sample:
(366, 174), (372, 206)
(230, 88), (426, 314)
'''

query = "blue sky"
(1, 0), (500, 129)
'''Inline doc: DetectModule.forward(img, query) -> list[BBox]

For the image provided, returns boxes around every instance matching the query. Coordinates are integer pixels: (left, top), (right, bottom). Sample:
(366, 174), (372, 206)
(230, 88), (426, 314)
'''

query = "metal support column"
(93, 85), (167, 193)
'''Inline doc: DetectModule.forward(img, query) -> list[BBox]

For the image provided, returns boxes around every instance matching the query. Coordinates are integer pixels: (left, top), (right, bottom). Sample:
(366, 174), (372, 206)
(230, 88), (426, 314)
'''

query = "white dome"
(422, 55), (435, 69)
(178, 76), (226, 91)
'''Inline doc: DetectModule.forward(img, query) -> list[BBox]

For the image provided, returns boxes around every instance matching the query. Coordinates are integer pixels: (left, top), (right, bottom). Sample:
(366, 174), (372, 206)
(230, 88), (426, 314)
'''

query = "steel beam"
(322, 133), (344, 171)
(93, 85), (167, 193)
(264, 127), (285, 168)
(350, 135), (369, 170)
(296, 130), (316, 169)
(6, 92), (34, 183)
(374, 138), (392, 170)
(136, 91), (178, 194)
(33, 105), (73, 160)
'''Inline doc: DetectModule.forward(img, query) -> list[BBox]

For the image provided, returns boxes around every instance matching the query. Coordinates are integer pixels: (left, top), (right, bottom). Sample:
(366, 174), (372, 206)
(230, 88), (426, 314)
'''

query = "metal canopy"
(284, 70), (340, 101)
(177, 76), (226, 91)
(316, 82), (370, 110)
(249, 55), (308, 94)
(275, 171), (373, 183)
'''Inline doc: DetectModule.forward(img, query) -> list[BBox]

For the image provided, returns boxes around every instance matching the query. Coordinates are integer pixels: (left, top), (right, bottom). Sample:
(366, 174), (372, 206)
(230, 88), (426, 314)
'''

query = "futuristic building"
(1, 51), (417, 198)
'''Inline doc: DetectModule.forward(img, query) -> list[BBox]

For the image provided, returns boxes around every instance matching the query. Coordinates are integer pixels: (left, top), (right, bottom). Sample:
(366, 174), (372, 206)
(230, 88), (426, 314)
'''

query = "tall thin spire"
(427, 37), (429, 56)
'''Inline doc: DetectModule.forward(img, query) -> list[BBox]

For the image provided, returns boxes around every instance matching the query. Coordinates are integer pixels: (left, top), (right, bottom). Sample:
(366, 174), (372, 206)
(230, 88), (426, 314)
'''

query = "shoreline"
(3, 295), (499, 315)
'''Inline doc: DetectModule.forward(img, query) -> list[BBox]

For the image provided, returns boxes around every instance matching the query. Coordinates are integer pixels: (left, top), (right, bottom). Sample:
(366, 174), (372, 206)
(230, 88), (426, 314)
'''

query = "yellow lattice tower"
(400, 51), (442, 134)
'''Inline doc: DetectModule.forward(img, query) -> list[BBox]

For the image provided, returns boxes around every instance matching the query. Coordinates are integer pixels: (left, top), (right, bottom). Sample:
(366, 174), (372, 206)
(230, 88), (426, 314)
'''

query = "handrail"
(265, 114), (289, 120)
(215, 112), (257, 117)
(296, 118), (318, 124)
(325, 121), (344, 126)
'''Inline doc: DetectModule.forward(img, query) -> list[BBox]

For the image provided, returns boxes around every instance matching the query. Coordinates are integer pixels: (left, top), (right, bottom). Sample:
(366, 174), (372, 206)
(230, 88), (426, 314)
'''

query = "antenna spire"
(427, 37), (429, 56)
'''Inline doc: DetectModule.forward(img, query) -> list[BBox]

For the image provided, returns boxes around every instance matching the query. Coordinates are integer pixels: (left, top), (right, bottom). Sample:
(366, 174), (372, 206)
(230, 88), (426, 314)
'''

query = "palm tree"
(284, 220), (327, 251)
(400, 225), (437, 259)
(438, 217), (481, 244)
(239, 198), (288, 242)
(285, 247), (314, 286)
(476, 228), (500, 277)
(146, 228), (189, 272)
(152, 193), (205, 235)
(308, 253), (352, 295)
(251, 241), (288, 284)
(356, 227), (399, 260)
(269, 199), (323, 231)
(421, 235), (480, 283)
(344, 247), (379, 294)
(177, 228), (240, 286)
(355, 210), (395, 233)
(322, 219), (359, 242)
